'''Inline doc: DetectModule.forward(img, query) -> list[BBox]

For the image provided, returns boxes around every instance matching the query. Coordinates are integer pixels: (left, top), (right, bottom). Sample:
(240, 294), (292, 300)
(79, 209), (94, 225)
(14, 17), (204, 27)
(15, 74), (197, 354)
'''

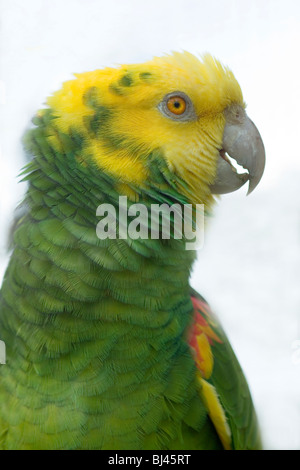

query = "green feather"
(0, 102), (260, 450)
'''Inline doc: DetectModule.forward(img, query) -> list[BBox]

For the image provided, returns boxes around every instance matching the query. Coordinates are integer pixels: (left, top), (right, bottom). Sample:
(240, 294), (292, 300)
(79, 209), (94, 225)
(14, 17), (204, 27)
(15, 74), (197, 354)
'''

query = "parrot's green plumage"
(0, 52), (265, 450)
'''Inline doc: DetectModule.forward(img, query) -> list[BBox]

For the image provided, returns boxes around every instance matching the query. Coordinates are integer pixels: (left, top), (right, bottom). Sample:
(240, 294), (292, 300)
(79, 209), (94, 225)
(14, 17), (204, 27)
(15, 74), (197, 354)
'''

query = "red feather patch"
(188, 296), (222, 379)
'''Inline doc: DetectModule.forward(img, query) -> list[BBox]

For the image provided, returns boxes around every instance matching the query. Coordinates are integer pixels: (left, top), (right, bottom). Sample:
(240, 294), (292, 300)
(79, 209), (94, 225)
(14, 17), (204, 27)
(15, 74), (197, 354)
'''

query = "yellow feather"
(196, 333), (214, 379)
(198, 375), (232, 450)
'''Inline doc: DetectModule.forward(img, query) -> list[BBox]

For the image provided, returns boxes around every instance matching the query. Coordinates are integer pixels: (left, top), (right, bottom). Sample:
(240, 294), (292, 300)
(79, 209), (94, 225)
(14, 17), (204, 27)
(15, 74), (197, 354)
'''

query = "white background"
(0, 0), (299, 449)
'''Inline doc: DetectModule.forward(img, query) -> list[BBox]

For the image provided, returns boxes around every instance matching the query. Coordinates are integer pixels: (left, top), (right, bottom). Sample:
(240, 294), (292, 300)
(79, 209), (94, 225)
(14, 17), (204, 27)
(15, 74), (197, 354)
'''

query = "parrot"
(0, 51), (265, 450)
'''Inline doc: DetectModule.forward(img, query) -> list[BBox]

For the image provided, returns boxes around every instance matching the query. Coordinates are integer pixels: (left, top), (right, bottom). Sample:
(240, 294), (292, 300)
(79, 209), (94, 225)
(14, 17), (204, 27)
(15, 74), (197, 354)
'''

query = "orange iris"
(166, 96), (186, 115)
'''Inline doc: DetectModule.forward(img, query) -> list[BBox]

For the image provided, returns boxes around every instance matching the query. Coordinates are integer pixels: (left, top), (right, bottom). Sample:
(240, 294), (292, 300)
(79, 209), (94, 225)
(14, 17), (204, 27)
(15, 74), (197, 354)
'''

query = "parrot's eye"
(166, 96), (186, 115)
(158, 91), (196, 122)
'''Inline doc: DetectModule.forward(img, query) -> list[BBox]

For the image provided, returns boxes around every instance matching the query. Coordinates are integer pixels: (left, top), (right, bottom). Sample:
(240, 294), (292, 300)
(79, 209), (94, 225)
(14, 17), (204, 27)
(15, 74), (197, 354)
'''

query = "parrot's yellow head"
(46, 52), (265, 206)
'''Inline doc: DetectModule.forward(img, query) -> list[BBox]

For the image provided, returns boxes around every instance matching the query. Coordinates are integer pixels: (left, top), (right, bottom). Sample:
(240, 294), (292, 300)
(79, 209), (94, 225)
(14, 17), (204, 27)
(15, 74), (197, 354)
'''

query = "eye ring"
(158, 91), (196, 122)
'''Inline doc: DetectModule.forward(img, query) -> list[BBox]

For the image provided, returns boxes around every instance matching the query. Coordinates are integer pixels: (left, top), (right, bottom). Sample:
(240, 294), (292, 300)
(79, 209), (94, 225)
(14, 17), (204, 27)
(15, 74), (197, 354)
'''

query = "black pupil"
(174, 101), (181, 108)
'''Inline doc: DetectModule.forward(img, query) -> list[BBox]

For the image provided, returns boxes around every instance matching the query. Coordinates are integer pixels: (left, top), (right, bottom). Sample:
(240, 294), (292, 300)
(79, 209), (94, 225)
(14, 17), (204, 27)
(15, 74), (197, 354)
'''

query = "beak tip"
(246, 178), (255, 195)
(246, 185), (253, 196)
(246, 168), (265, 195)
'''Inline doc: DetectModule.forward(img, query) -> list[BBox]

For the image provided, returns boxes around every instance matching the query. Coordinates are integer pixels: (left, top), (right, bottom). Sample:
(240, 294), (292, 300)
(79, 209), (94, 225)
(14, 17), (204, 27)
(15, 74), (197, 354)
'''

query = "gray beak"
(210, 105), (265, 195)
